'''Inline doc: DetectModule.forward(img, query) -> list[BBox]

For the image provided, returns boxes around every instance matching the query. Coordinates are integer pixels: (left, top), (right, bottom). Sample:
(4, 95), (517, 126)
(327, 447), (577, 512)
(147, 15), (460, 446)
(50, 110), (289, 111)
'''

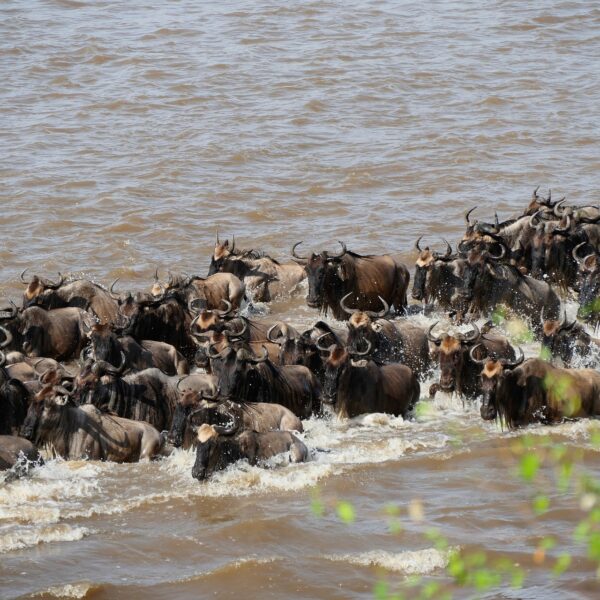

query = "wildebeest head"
(208, 233), (235, 276)
(469, 344), (524, 420)
(574, 244), (600, 324)
(340, 293), (389, 354)
(321, 339), (372, 403)
(216, 345), (269, 400)
(267, 323), (320, 374)
(292, 241), (347, 310)
(524, 187), (559, 216)
(191, 423), (245, 481)
(22, 384), (72, 442)
(428, 322), (480, 393)
(456, 242), (506, 304)
(74, 351), (126, 397)
(412, 238), (453, 302)
(20, 270), (65, 308)
(541, 310), (579, 364)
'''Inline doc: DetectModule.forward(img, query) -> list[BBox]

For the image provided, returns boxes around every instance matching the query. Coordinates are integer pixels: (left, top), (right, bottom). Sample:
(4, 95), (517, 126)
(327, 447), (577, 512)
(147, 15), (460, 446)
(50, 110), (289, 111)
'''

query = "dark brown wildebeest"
(0, 304), (90, 360)
(215, 346), (321, 419)
(0, 350), (31, 436)
(475, 358), (600, 428)
(191, 423), (308, 481)
(427, 322), (516, 400)
(152, 270), (246, 311)
(76, 357), (216, 432)
(0, 435), (43, 477)
(573, 245), (600, 328)
(339, 294), (430, 379)
(540, 311), (600, 367)
(168, 388), (303, 449)
(292, 241), (410, 320)
(84, 321), (188, 375)
(456, 244), (560, 333)
(21, 271), (120, 325)
(322, 341), (420, 418)
(22, 386), (163, 461)
(208, 237), (306, 302)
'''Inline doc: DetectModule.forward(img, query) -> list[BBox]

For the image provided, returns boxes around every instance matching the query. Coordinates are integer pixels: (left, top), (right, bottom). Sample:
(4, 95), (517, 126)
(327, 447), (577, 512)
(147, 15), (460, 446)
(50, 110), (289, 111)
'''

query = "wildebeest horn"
(327, 241), (347, 259)
(109, 278), (121, 300)
(188, 299), (203, 315)
(427, 322), (442, 345)
(551, 215), (570, 235)
(207, 342), (226, 359)
(213, 413), (240, 436)
(433, 239), (453, 260)
(0, 326), (12, 348)
(415, 236), (424, 252)
(176, 375), (191, 392)
(460, 322), (480, 343)
(291, 242), (307, 261)
(559, 310), (576, 331)
(42, 273), (64, 289)
(167, 271), (174, 287)
(532, 185), (540, 199)
(20, 268), (29, 283)
(572, 242), (588, 266)
(468, 343), (488, 365)
(217, 299), (233, 317)
(154, 268), (159, 282)
(266, 323), (284, 344)
(349, 339), (372, 357)
(494, 212), (500, 229)
(230, 235), (236, 253)
(457, 239), (470, 255)
(339, 293), (359, 316)
(0, 301), (18, 321)
(216, 228), (220, 244)
(248, 345), (269, 364)
(465, 207), (477, 226)
(316, 333), (335, 353)
(92, 352), (127, 377)
(529, 210), (542, 229)
(553, 198), (566, 217)
(502, 346), (524, 368)
(486, 243), (506, 261)
(0, 350), (6, 368)
(53, 385), (74, 398)
(200, 387), (220, 401)
(364, 296), (389, 319)
(227, 318), (248, 339)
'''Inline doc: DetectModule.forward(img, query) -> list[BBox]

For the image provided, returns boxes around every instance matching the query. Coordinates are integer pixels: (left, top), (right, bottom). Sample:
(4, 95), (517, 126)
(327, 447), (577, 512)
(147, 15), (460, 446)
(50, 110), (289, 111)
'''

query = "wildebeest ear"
(372, 322), (382, 333)
(337, 263), (347, 281)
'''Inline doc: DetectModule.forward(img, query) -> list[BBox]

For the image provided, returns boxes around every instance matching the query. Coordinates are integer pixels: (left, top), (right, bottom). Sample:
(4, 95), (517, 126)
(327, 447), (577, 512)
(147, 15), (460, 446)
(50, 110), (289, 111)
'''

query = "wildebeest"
(476, 358), (600, 428)
(456, 244), (560, 332)
(21, 271), (120, 325)
(84, 321), (188, 375)
(215, 346), (321, 418)
(427, 322), (516, 399)
(0, 435), (42, 476)
(292, 241), (410, 320)
(191, 423), (308, 481)
(208, 236), (306, 302)
(541, 311), (600, 367)
(152, 270), (246, 311)
(168, 388), (303, 449)
(22, 386), (163, 461)
(573, 245), (600, 328)
(340, 293), (430, 379)
(322, 341), (420, 418)
(76, 357), (217, 431)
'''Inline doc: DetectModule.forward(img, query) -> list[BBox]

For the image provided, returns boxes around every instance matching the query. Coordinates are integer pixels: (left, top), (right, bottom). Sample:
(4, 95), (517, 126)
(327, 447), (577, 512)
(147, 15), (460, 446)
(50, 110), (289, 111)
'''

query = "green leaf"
(574, 520), (590, 543)
(472, 568), (502, 590)
(558, 461), (573, 493)
(420, 582), (440, 599)
(519, 452), (540, 482)
(539, 536), (557, 551)
(552, 553), (571, 576)
(336, 501), (355, 524)
(373, 580), (388, 600)
(533, 495), (550, 515)
(511, 567), (525, 588)
(588, 531), (600, 561)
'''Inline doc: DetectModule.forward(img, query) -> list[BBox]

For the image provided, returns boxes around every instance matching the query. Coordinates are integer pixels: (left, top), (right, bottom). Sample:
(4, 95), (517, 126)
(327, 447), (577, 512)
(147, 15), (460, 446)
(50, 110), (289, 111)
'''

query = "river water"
(1, 1), (600, 598)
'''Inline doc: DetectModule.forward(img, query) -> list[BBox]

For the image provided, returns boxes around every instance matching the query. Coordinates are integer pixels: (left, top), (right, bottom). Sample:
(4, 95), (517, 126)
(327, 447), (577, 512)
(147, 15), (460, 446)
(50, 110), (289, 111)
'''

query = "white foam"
(33, 582), (94, 599)
(0, 524), (90, 553)
(326, 547), (452, 575)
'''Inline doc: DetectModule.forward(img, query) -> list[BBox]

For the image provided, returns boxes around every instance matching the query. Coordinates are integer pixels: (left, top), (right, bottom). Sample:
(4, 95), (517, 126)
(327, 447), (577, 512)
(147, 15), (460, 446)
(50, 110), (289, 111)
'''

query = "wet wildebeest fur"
(0, 435), (43, 477)
(191, 423), (308, 481)
(541, 311), (600, 367)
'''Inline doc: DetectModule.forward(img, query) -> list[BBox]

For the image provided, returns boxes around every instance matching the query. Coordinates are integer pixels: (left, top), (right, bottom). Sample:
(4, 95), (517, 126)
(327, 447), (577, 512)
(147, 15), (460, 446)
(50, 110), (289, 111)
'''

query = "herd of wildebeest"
(2, 187), (600, 481)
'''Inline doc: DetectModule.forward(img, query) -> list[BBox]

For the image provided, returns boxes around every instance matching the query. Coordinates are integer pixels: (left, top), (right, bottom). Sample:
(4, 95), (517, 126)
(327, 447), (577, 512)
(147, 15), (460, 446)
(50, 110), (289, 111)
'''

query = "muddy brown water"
(2, 1), (600, 598)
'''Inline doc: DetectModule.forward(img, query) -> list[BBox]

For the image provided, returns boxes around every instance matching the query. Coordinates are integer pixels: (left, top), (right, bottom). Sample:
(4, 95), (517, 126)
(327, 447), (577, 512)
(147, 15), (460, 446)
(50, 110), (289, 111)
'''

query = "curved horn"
(494, 212), (500, 229)
(532, 185), (540, 199)
(442, 238), (452, 258)
(291, 241), (307, 261)
(188, 298), (203, 315)
(529, 210), (542, 229)
(177, 375), (191, 392)
(339, 292), (359, 316)
(553, 198), (566, 218)
(316, 333), (335, 353)
(328, 241), (347, 259)
(207, 342), (225, 359)
(0, 326), (12, 348)
(427, 322), (442, 344)
(42, 272), (64, 290)
(226, 318), (248, 340)
(502, 346), (525, 368)
(572, 242), (588, 266)
(465, 207), (477, 226)
(154, 268), (159, 282)
(460, 322), (480, 343)
(457, 239), (471, 255)
(486, 243), (506, 261)
(216, 228), (220, 244)
(0, 350), (5, 368)
(559, 310), (577, 331)
(109, 278), (121, 300)
(53, 385), (74, 398)
(200, 386), (220, 401)
(266, 323), (283, 344)
(415, 236), (423, 252)
(469, 343), (488, 365)
(20, 268), (29, 284)
(217, 299), (233, 317)
(230, 235), (236, 254)
(349, 339), (372, 357)
(167, 271), (174, 287)
(213, 412), (240, 436)
(248, 345), (269, 364)
(364, 296), (390, 319)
